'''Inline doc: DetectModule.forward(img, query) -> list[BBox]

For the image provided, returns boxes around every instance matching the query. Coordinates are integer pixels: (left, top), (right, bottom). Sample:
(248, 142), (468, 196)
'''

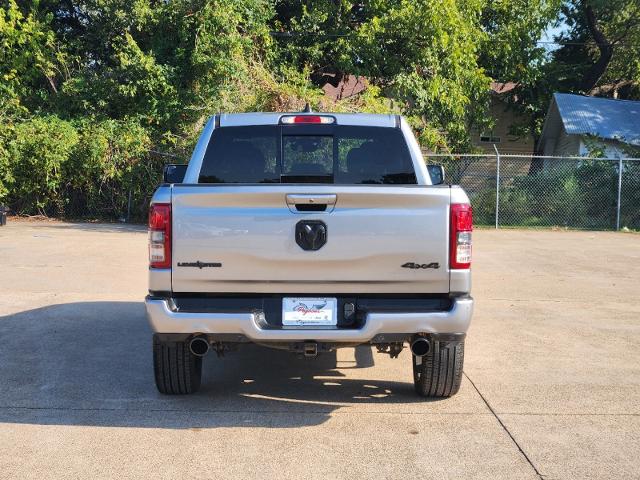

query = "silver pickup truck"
(145, 112), (473, 398)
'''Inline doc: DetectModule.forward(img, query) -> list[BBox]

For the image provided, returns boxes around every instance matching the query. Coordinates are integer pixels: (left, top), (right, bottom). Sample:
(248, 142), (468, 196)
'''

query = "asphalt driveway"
(0, 221), (638, 479)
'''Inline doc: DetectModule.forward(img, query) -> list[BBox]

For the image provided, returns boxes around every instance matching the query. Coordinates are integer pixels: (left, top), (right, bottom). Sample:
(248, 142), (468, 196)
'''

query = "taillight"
(280, 115), (335, 124)
(450, 203), (472, 269)
(149, 203), (171, 268)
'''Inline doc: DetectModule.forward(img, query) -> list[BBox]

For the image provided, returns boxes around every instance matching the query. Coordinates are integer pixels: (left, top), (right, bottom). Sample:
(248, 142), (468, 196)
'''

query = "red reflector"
(455, 209), (473, 231)
(149, 204), (170, 230)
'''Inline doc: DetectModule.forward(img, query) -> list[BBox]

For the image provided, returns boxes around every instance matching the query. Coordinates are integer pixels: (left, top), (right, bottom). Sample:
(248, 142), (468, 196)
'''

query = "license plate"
(282, 297), (337, 326)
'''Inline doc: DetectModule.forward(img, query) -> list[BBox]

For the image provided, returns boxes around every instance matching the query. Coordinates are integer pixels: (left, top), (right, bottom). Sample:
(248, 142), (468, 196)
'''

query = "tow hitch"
(287, 342), (335, 357)
(303, 342), (318, 357)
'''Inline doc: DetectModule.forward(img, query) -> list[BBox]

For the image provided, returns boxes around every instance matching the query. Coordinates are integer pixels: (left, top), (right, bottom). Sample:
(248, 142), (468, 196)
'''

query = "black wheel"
(153, 335), (202, 394)
(412, 340), (464, 398)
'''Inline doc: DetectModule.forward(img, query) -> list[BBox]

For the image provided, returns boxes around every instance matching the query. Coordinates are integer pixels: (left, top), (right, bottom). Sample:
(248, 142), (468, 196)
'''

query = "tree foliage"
(272, 0), (492, 149)
(494, 0), (640, 141)
(5, 116), (79, 214)
(2, 0), (637, 219)
(553, 0), (640, 97)
(0, 0), (63, 116)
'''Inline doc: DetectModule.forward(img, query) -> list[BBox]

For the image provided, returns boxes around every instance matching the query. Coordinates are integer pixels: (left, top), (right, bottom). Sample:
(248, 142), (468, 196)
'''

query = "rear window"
(198, 125), (417, 184)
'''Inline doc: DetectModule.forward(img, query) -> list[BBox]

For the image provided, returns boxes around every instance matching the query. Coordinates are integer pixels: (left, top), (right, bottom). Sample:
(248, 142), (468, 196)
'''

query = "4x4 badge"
(402, 262), (440, 269)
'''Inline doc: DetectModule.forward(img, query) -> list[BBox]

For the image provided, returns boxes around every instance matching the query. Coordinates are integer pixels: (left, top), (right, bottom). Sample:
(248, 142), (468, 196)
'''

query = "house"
(321, 75), (368, 101)
(470, 82), (536, 155)
(537, 93), (640, 158)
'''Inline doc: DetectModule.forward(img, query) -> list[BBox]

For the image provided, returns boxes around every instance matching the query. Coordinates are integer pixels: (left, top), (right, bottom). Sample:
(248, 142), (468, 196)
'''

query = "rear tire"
(412, 340), (464, 398)
(153, 335), (202, 394)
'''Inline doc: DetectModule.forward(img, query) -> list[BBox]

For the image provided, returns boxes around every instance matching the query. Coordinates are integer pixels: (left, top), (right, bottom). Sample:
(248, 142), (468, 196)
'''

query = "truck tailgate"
(171, 185), (450, 294)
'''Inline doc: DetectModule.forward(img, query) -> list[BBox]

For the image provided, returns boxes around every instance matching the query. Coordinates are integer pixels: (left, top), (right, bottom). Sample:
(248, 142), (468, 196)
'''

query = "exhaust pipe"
(189, 336), (210, 357)
(410, 337), (431, 357)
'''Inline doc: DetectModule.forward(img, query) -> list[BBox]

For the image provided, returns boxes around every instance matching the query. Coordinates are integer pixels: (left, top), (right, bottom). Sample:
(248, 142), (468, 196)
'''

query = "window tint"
(335, 127), (416, 184)
(283, 136), (333, 175)
(199, 126), (278, 183)
(199, 125), (417, 184)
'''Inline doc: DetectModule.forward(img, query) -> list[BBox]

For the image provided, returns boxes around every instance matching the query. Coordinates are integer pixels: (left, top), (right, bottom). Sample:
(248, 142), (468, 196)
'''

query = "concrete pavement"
(0, 221), (638, 479)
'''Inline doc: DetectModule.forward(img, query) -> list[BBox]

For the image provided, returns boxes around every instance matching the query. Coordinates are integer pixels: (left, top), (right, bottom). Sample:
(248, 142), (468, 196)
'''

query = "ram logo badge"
(402, 262), (440, 269)
(295, 220), (327, 251)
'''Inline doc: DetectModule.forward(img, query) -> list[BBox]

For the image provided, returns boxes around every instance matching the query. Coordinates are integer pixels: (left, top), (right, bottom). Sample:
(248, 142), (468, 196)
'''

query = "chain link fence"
(14, 148), (638, 231)
(424, 151), (640, 230)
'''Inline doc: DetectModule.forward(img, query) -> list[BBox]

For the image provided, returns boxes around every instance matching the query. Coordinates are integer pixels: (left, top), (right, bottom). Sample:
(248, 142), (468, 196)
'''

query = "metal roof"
(551, 93), (640, 146)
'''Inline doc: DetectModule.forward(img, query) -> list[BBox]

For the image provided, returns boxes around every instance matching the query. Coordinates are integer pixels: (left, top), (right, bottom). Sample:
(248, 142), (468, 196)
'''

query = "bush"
(5, 116), (79, 215)
(468, 186), (496, 225)
(574, 160), (618, 228)
(619, 161), (640, 230)
(468, 160), (625, 229)
(65, 119), (156, 220)
(504, 165), (590, 228)
(0, 115), (162, 220)
(0, 132), (12, 203)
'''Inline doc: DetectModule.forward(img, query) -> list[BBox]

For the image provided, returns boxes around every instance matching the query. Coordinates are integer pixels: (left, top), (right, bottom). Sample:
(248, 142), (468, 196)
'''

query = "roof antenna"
(302, 102), (312, 113)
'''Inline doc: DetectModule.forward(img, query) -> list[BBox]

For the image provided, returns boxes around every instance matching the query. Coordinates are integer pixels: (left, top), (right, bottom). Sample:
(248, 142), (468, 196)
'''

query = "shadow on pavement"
(41, 222), (147, 234)
(0, 301), (429, 429)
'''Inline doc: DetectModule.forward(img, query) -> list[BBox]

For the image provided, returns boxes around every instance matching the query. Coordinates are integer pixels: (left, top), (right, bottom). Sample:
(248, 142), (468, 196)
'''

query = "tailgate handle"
(286, 194), (336, 213)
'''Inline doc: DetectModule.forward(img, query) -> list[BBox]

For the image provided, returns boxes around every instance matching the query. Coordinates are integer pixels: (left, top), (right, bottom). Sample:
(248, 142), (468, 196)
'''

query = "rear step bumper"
(145, 296), (473, 343)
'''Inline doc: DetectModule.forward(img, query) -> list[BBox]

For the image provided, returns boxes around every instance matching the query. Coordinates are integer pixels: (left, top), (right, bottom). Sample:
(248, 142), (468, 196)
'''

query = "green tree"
(6, 0), (634, 221)
(491, 0), (640, 144)
(479, 0), (561, 84)
(471, 0), (562, 144)
(352, 0), (492, 150)
(552, 0), (640, 97)
(0, 0), (64, 117)
(272, 0), (493, 150)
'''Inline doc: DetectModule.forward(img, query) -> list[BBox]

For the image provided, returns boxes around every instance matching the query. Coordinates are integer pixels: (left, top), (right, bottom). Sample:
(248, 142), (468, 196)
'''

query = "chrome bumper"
(145, 296), (473, 343)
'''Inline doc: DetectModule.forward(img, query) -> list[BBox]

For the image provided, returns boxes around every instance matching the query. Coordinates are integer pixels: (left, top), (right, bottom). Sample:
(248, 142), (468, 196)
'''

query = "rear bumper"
(145, 295), (473, 343)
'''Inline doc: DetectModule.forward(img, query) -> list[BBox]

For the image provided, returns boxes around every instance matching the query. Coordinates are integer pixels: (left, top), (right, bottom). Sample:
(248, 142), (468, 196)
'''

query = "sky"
(540, 20), (569, 52)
